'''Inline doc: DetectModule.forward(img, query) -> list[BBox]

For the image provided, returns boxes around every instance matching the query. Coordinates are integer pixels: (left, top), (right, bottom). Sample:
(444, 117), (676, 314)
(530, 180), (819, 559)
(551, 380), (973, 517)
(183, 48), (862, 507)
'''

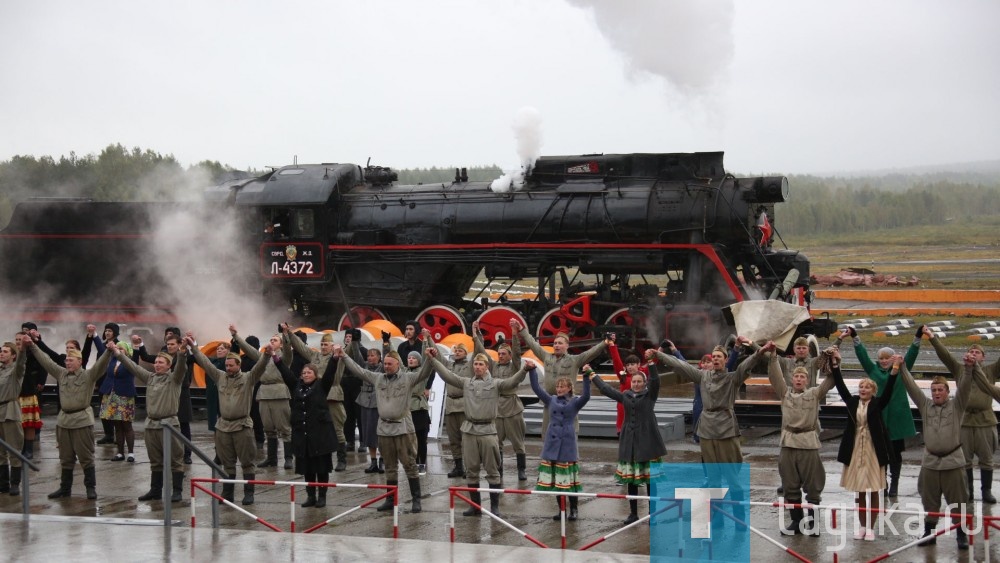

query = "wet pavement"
(2, 412), (998, 562)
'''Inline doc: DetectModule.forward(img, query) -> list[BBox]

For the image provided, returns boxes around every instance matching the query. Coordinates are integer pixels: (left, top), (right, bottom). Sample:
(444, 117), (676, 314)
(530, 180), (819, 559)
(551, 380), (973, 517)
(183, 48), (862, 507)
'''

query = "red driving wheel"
(338, 306), (388, 330)
(535, 307), (596, 347)
(417, 304), (467, 343)
(473, 306), (527, 349)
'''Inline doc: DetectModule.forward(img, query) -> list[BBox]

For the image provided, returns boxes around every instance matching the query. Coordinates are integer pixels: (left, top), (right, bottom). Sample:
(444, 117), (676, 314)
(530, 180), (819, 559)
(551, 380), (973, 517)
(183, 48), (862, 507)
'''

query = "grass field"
(786, 215), (1000, 288)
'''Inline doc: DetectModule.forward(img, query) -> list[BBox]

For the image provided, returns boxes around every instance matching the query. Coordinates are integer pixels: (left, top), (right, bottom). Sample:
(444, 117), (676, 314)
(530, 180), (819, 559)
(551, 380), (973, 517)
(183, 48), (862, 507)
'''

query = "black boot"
(981, 469), (996, 504)
(0, 465), (8, 494)
(302, 487), (317, 507)
(568, 496), (578, 521)
(48, 469), (74, 499)
(242, 474), (255, 506)
(887, 460), (901, 498)
(803, 508), (820, 537)
(283, 442), (294, 470)
(624, 484), (639, 525)
(463, 485), (481, 516)
(258, 438), (278, 468)
(9, 467), (21, 497)
(84, 466), (97, 499)
(221, 479), (235, 503)
(376, 481), (396, 512)
(447, 458), (465, 478)
(377, 456), (385, 474)
(171, 472), (184, 502)
(516, 454), (527, 481)
(552, 496), (565, 520)
(488, 484), (502, 516)
(21, 439), (33, 461)
(315, 484), (327, 508)
(967, 468), (974, 503)
(918, 522), (937, 546)
(364, 459), (379, 474)
(335, 445), (347, 472)
(138, 472), (163, 501)
(408, 478), (422, 513)
(956, 527), (969, 550)
(781, 508), (803, 536)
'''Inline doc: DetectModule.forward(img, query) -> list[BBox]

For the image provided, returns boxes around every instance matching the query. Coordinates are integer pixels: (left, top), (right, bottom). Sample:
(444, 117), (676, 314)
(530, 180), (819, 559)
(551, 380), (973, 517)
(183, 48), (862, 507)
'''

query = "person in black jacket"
(832, 354), (900, 541)
(278, 361), (338, 508)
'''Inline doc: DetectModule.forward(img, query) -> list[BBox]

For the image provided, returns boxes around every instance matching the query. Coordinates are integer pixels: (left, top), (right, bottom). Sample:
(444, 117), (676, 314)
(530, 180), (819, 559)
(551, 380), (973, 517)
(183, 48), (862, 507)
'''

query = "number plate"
(260, 242), (324, 279)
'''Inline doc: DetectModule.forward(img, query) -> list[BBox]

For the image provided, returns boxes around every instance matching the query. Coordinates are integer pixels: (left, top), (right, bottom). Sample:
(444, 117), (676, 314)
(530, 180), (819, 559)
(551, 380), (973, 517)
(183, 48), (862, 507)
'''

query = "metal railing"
(0, 436), (41, 517)
(161, 424), (227, 528)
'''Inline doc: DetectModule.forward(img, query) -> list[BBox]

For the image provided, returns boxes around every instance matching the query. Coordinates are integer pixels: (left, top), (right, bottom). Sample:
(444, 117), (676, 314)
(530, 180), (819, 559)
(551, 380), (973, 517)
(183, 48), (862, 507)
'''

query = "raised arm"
(971, 361), (1000, 403)
(497, 363), (531, 392)
(575, 339), (608, 368)
(589, 369), (624, 403)
(646, 360), (660, 399)
(230, 329), (261, 362)
(528, 367), (551, 404)
(338, 353), (379, 386)
(877, 357), (900, 410)
(608, 340), (625, 382)
(85, 349), (114, 385)
(928, 333), (961, 376)
(766, 353), (787, 397)
(955, 354), (975, 409)
(113, 347), (153, 385)
(286, 328), (318, 364)
(654, 350), (702, 383)
(516, 325), (551, 362)
(28, 343), (67, 382)
(897, 363), (929, 411)
(246, 347), (273, 385)
(427, 356), (465, 388)
(735, 345), (770, 383)
(831, 365), (853, 403)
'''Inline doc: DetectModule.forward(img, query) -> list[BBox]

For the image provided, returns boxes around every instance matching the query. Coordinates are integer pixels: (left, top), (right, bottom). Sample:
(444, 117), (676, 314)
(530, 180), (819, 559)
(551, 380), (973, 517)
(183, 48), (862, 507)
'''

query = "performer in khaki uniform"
(898, 357), (971, 550)
(111, 343), (189, 502)
(927, 329), (999, 504)
(512, 320), (607, 438)
(427, 349), (532, 517)
(231, 325), (293, 470)
(766, 348), (837, 536)
(0, 341), (27, 496)
(287, 328), (348, 471)
(189, 334), (274, 505)
(337, 347), (432, 513)
(473, 321), (527, 480)
(439, 335), (473, 479)
(27, 336), (112, 500)
(656, 338), (769, 528)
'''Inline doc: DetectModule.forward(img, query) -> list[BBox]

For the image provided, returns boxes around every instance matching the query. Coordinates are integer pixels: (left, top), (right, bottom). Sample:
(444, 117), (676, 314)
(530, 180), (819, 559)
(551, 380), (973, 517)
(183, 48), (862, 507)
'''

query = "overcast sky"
(2, 0), (998, 176)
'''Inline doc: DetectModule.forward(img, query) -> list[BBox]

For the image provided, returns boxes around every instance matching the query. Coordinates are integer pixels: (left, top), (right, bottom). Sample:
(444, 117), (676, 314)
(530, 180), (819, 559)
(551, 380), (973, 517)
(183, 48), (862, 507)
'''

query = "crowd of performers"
(0, 318), (997, 550)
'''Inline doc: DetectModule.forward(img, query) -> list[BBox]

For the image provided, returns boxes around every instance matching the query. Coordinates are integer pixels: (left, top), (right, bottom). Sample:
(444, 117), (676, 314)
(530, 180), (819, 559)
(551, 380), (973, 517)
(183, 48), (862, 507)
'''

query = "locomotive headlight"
(741, 176), (789, 203)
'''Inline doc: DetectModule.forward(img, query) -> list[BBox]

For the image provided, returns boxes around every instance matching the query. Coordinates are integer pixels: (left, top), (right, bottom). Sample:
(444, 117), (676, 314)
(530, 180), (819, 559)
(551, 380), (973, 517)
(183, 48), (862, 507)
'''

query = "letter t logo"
(675, 487), (729, 538)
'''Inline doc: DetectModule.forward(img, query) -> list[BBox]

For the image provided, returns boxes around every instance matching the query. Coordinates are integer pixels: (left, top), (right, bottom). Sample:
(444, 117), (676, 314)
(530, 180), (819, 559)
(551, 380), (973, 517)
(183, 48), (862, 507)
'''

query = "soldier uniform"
(191, 346), (272, 505)
(429, 355), (528, 516)
(474, 332), (527, 480)
(0, 344), (27, 495)
(442, 350), (472, 477)
(30, 345), (112, 500)
(899, 363), (971, 549)
(233, 332), (293, 469)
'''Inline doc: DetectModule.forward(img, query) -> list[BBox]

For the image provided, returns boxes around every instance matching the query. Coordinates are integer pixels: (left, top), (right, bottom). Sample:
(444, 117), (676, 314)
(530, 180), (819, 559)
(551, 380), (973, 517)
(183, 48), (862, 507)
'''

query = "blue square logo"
(650, 462), (751, 562)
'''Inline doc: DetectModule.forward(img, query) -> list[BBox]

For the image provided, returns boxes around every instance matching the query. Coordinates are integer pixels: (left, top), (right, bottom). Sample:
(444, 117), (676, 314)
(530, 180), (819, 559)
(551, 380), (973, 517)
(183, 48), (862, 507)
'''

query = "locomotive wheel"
(535, 306), (597, 346)
(473, 306), (528, 349)
(338, 306), (388, 330)
(604, 308), (651, 343)
(417, 304), (467, 343)
(604, 308), (634, 331)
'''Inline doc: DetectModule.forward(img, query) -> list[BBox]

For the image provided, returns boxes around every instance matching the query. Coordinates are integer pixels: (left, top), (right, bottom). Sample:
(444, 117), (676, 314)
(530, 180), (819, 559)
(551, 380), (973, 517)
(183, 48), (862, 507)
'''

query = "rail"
(0, 436), (40, 517)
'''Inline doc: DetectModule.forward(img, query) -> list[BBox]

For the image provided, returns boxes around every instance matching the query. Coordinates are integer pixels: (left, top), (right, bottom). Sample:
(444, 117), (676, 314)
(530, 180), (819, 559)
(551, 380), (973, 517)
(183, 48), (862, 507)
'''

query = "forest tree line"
(1, 143), (997, 236)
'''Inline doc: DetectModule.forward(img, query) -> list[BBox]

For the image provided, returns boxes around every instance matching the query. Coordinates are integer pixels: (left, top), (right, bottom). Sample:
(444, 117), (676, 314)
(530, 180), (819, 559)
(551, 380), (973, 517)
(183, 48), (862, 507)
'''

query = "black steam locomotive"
(0, 151), (835, 356)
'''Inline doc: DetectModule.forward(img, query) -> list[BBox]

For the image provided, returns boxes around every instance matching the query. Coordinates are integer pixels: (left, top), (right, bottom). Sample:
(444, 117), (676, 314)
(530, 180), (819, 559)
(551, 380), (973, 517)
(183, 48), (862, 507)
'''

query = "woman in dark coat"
(280, 361), (338, 508)
(591, 352), (668, 525)
(529, 365), (591, 521)
(832, 354), (899, 541)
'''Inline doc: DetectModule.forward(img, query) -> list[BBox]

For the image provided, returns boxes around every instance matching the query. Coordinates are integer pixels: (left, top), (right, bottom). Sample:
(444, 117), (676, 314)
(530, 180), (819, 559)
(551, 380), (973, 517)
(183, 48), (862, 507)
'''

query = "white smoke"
(566, 0), (735, 97)
(491, 106), (543, 193)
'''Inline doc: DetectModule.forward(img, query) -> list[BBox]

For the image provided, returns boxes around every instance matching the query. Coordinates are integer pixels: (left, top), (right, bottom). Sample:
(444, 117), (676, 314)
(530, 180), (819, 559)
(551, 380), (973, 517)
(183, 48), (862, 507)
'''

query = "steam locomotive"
(0, 151), (836, 356)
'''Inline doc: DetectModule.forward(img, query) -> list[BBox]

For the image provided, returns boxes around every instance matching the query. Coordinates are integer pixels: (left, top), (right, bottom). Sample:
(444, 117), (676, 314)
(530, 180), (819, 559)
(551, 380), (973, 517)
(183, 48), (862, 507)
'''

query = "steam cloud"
(566, 0), (735, 97)
(491, 106), (543, 193)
